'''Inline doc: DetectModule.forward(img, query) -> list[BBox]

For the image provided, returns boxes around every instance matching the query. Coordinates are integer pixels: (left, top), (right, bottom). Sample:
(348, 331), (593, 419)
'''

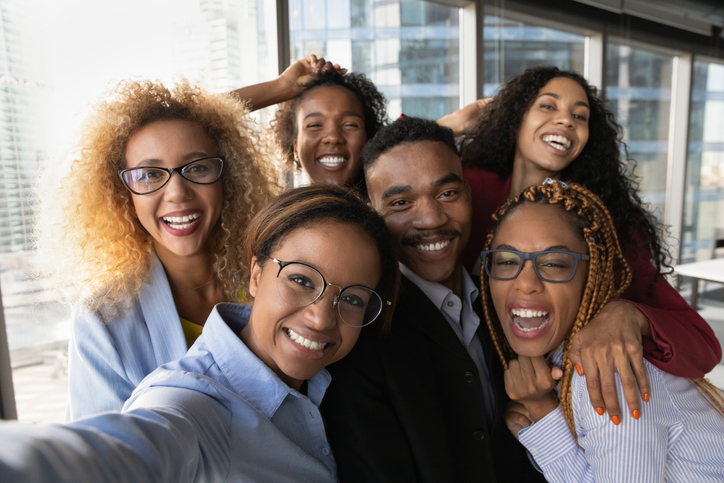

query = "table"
(674, 258), (724, 309)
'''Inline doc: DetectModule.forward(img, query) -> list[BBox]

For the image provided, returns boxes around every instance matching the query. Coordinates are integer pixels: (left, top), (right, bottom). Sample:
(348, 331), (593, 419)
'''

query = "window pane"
(682, 60), (724, 263)
(482, 15), (585, 96)
(289, 0), (460, 120)
(605, 43), (673, 221)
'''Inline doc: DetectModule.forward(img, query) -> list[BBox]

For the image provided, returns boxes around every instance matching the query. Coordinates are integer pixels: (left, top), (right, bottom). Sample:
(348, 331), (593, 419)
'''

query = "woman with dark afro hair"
(460, 66), (720, 421)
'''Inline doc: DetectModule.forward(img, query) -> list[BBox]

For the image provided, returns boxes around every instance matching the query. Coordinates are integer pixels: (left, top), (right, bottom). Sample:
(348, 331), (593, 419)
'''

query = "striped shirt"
(519, 347), (724, 482)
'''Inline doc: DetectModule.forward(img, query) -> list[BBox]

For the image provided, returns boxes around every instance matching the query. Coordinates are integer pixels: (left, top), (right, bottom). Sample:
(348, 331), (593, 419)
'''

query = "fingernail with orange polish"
(611, 416), (621, 425)
(643, 393), (650, 403)
(595, 407), (605, 416)
(632, 410), (640, 420)
(575, 365), (582, 376)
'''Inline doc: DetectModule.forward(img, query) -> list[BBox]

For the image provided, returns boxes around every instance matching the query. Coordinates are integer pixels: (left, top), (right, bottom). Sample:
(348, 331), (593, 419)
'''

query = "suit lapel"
(397, 275), (471, 362)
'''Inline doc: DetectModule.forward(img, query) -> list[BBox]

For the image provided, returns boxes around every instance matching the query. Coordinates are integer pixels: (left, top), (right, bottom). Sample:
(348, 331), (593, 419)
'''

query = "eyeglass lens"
(276, 262), (383, 327)
(122, 157), (223, 194)
(484, 250), (579, 282)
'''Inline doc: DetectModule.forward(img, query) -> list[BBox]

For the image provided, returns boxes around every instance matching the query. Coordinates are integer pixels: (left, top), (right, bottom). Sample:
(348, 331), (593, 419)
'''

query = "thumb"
(551, 366), (563, 381)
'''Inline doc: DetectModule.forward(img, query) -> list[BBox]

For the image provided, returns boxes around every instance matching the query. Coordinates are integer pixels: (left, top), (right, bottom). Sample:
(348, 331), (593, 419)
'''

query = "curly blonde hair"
(36, 79), (280, 310)
(480, 181), (724, 438)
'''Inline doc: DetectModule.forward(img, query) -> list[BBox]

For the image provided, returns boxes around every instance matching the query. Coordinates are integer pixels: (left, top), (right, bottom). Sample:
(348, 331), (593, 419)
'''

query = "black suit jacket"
(322, 275), (546, 483)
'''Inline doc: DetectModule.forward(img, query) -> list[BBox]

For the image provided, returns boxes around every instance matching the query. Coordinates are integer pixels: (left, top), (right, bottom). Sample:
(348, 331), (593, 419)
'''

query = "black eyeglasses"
(480, 249), (590, 283)
(272, 258), (391, 328)
(118, 156), (225, 195)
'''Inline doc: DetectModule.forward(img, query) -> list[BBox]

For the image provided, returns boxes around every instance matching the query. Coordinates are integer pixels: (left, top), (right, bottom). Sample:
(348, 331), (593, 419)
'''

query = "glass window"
(682, 60), (724, 263)
(289, 0), (460, 120)
(482, 15), (586, 96)
(606, 42), (673, 220)
(0, 0), (275, 423)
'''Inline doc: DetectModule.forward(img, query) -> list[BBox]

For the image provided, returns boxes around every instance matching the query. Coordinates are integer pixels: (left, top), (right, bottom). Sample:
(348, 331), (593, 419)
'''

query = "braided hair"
(480, 180), (724, 437)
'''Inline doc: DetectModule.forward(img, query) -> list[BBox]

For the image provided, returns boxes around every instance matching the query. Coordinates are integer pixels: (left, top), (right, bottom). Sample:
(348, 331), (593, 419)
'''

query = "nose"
(411, 198), (447, 230)
(304, 286), (340, 330)
(554, 110), (574, 129)
(513, 260), (544, 294)
(163, 171), (194, 202)
(321, 123), (344, 144)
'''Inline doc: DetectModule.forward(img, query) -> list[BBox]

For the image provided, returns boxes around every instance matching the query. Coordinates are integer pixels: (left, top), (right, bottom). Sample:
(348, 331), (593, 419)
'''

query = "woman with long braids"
(461, 66), (720, 422)
(480, 180), (724, 482)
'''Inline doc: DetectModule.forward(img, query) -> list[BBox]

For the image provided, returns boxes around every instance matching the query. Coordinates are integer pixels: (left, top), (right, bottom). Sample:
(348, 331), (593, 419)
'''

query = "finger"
(598, 359), (622, 425)
(530, 356), (557, 388)
(550, 366), (563, 381)
(631, 354), (651, 406)
(616, 360), (641, 420)
(306, 54), (318, 66)
(581, 350), (606, 416)
(569, 332), (583, 375)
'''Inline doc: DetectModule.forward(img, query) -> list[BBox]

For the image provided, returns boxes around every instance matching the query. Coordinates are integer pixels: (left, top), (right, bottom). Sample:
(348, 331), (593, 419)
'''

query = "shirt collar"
(201, 303), (331, 419)
(399, 262), (479, 308)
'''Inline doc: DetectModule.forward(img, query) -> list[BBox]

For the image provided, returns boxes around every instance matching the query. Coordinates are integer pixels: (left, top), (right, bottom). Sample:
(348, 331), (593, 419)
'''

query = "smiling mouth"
(285, 328), (329, 351)
(317, 156), (347, 168)
(162, 213), (201, 230)
(511, 308), (551, 332)
(542, 135), (572, 151)
(415, 240), (451, 252)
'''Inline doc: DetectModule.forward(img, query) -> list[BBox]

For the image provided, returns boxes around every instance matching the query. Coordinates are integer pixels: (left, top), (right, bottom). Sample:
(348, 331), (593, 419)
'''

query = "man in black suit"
(322, 117), (546, 482)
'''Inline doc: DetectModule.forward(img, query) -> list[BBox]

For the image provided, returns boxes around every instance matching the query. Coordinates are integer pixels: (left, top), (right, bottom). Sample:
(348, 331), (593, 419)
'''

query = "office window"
(289, 0), (460, 120)
(482, 15), (585, 96)
(682, 60), (724, 263)
(606, 42), (673, 221)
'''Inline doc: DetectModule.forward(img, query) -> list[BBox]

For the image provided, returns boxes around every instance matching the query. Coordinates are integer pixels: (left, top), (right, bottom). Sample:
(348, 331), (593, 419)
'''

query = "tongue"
(514, 315), (547, 329)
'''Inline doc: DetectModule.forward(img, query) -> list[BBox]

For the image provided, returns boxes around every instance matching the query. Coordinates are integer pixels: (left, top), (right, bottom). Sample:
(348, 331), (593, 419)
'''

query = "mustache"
(401, 229), (462, 246)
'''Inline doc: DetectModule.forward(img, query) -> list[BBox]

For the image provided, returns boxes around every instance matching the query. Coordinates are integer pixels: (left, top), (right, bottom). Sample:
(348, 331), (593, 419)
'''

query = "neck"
(155, 243), (217, 295)
(508, 155), (560, 199)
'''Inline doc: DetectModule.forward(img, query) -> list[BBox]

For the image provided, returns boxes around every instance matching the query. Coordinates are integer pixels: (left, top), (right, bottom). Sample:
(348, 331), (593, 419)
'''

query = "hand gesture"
(280, 54), (347, 93)
(437, 98), (492, 136)
(504, 355), (562, 422)
(569, 300), (651, 425)
(504, 401), (532, 440)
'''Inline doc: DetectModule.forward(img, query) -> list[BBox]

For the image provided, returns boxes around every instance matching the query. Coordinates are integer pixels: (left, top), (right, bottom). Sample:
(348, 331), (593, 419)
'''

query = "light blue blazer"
(66, 252), (187, 421)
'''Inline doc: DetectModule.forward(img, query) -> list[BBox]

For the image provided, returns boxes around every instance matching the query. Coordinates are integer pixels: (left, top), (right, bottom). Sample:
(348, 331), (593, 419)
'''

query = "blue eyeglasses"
(480, 249), (590, 283)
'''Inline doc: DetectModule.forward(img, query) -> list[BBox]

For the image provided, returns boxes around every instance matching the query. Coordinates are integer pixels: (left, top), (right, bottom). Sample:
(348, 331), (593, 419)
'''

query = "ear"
(248, 256), (262, 299)
(292, 141), (301, 167)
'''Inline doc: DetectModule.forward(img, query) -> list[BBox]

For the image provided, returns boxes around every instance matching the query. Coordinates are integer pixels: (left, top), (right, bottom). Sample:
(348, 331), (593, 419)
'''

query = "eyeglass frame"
(272, 258), (391, 327)
(118, 156), (225, 195)
(480, 249), (590, 284)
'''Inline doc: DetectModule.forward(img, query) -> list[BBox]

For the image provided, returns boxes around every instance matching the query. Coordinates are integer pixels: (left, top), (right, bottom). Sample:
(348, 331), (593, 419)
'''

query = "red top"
(463, 167), (722, 378)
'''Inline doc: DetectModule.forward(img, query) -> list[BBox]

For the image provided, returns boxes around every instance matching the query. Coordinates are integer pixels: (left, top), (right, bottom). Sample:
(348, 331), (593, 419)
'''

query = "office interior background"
(0, 0), (722, 422)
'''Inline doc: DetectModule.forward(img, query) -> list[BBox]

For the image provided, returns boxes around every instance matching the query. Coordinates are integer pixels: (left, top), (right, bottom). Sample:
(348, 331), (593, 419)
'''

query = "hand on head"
(280, 54), (348, 93)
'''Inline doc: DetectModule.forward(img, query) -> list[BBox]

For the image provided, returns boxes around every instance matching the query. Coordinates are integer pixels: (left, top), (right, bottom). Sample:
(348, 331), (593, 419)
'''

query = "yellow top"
(180, 317), (204, 349)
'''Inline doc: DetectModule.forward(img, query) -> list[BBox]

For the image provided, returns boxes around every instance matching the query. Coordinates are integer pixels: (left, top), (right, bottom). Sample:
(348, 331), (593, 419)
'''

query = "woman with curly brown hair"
(459, 67), (720, 425)
(36, 79), (278, 420)
(480, 180), (724, 482)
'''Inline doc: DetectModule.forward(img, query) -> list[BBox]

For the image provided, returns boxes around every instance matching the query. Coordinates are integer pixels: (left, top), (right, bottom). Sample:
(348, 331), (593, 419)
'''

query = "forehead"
(125, 119), (215, 163)
(297, 85), (364, 117)
(367, 140), (462, 197)
(270, 220), (380, 287)
(536, 77), (588, 103)
(494, 203), (587, 252)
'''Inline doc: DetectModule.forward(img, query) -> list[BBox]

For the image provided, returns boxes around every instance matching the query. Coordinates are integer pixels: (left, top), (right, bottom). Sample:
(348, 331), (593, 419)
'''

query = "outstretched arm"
(229, 54), (346, 111)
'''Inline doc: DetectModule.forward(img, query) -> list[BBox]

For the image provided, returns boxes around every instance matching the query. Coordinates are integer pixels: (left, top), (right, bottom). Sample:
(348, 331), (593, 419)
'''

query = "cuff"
(519, 405), (578, 468)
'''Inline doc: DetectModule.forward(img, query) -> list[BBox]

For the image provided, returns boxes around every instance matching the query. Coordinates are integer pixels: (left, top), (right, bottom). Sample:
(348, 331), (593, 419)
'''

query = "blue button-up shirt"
(0, 303), (338, 482)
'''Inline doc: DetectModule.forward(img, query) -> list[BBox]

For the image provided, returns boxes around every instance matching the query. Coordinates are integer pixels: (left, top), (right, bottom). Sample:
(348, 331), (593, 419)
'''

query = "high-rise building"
(0, 0), (49, 253)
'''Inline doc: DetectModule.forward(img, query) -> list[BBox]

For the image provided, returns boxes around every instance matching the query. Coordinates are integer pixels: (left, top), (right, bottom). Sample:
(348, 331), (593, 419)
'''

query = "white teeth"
(317, 156), (347, 167)
(542, 135), (572, 150)
(287, 328), (328, 351)
(511, 308), (549, 318)
(416, 240), (451, 251)
(163, 212), (201, 227)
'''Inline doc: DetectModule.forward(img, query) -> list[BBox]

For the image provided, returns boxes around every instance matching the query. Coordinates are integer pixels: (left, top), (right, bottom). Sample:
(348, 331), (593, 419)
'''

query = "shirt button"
(464, 371), (475, 383)
(447, 301), (454, 307)
(322, 446), (330, 456)
(473, 430), (485, 441)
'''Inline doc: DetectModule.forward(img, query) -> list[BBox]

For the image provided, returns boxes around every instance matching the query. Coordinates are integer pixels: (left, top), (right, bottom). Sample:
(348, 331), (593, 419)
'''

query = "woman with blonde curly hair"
(480, 180), (724, 482)
(36, 79), (278, 420)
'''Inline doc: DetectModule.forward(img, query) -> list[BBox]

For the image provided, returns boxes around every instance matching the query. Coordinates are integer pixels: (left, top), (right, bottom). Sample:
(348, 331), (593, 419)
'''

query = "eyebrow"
(303, 111), (364, 121)
(493, 243), (575, 251)
(537, 92), (590, 109)
(381, 185), (412, 201)
(134, 152), (211, 168)
(433, 173), (463, 187)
